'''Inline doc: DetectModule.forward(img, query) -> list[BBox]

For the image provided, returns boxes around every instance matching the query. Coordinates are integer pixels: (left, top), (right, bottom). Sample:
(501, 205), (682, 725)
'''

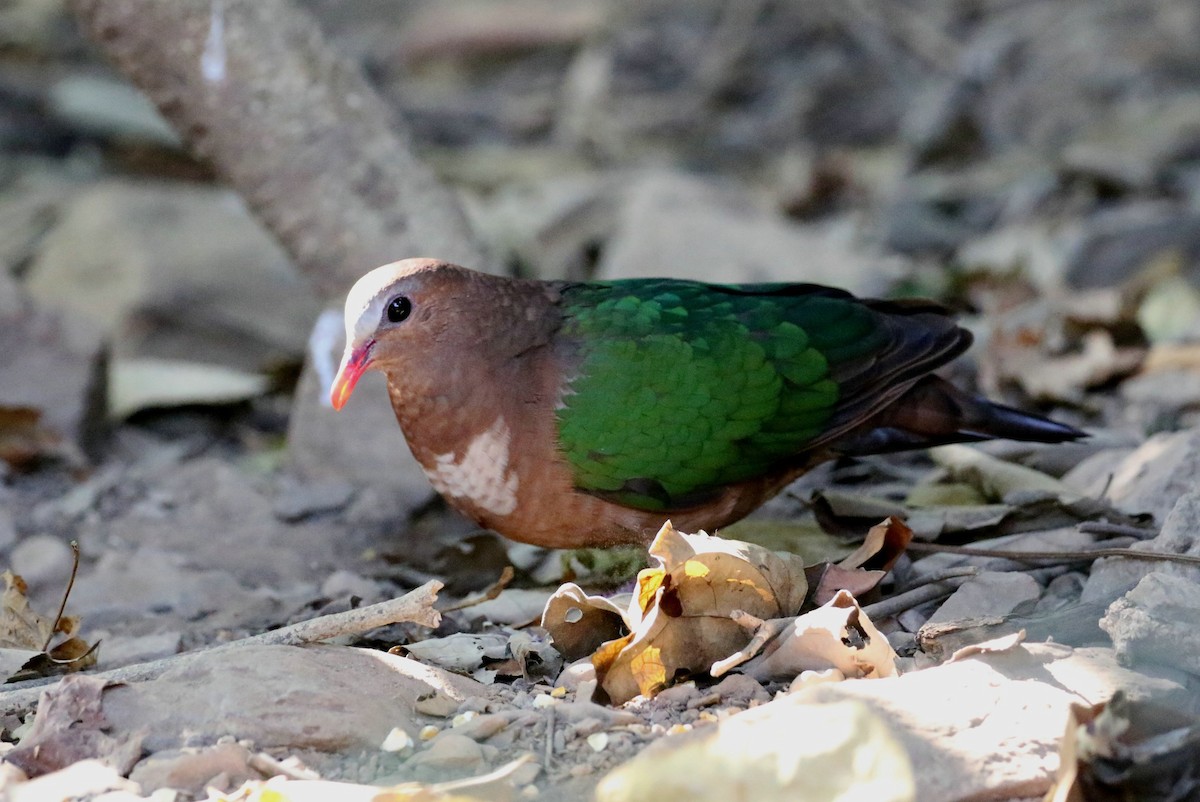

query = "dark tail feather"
(834, 376), (1085, 456)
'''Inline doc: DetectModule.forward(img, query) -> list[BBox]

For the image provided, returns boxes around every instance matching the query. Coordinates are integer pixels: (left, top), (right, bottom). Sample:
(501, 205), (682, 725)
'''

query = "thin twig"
(544, 707), (556, 770)
(44, 541), (81, 653)
(862, 576), (971, 620)
(439, 566), (515, 613)
(904, 541), (1200, 567)
(1076, 521), (1158, 540)
(0, 580), (442, 715)
(248, 752), (322, 781)
(894, 565), (980, 593)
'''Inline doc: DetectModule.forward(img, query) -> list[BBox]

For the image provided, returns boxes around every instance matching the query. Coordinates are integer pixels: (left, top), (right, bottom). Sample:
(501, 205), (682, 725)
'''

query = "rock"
(68, 546), (258, 627)
(1083, 489), (1200, 606)
(102, 645), (483, 753)
(1101, 572), (1200, 674)
(96, 632), (182, 670)
(957, 225), (1065, 292)
(923, 572), (1041, 627)
(24, 180), (320, 373)
(407, 733), (486, 775)
(1081, 429), (1200, 521)
(274, 477), (356, 522)
(1059, 95), (1200, 195)
(708, 674), (770, 707)
(881, 186), (994, 255)
(0, 506), (18, 554)
(464, 174), (618, 280)
(318, 570), (382, 602)
(9, 534), (73, 590)
(0, 271), (106, 455)
(1063, 204), (1200, 290)
(77, 457), (376, 605)
(597, 698), (913, 802)
(596, 171), (889, 294)
(699, 643), (1182, 802)
(129, 743), (255, 795)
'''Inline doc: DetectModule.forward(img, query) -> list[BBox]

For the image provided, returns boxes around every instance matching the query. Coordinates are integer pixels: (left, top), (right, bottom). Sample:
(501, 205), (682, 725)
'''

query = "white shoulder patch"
(425, 417), (519, 517)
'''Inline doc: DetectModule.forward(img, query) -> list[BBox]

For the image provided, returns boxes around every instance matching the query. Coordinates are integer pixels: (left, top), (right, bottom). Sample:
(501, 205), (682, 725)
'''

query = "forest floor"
(2, 1), (1200, 800)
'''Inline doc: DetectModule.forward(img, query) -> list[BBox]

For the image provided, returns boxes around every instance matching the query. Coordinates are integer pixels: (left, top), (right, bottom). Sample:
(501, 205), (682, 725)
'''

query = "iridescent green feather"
(555, 280), (888, 511)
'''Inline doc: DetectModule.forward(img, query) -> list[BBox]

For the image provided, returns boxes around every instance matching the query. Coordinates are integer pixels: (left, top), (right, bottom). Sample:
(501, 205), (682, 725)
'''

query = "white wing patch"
(425, 417), (519, 516)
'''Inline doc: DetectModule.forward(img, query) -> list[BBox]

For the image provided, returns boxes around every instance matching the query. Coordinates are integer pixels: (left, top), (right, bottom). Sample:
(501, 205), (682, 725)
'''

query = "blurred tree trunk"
(70, 0), (487, 301)
(71, 0), (485, 503)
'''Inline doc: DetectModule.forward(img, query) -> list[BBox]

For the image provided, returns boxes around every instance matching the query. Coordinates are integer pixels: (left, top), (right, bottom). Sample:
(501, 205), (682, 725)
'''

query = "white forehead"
(342, 258), (437, 344)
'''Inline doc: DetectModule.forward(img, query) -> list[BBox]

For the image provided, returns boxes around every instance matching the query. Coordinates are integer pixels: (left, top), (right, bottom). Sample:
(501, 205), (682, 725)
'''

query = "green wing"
(554, 279), (965, 511)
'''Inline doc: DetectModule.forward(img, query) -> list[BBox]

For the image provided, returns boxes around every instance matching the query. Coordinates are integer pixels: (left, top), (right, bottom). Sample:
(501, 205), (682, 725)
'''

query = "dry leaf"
(108, 357), (270, 419)
(837, 517), (913, 573)
(1046, 691), (1200, 802)
(589, 521), (808, 704)
(929, 444), (1077, 501)
(808, 563), (887, 607)
(712, 590), (897, 683)
(6, 674), (141, 778)
(0, 406), (61, 469)
(397, 632), (509, 673)
(541, 582), (628, 662)
(0, 570), (95, 682)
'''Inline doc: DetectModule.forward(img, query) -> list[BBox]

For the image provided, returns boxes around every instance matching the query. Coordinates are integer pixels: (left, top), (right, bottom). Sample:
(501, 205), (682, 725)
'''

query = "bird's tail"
(834, 375), (1084, 456)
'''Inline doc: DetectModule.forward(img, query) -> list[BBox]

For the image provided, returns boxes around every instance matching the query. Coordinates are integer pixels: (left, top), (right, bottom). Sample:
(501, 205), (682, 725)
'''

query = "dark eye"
(386, 296), (412, 323)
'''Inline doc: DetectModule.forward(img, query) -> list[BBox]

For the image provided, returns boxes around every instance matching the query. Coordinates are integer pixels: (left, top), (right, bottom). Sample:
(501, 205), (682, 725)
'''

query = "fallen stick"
(0, 580), (442, 715)
(904, 541), (1200, 567)
(861, 576), (971, 621)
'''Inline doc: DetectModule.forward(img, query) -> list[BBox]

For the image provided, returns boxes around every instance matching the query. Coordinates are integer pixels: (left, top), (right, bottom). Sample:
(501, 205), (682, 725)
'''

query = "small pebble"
(532, 694), (560, 709)
(380, 727), (413, 752)
(520, 786), (539, 798)
(568, 764), (593, 778)
(418, 725), (440, 741)
(550, 686), (567, 699)
(0, 507), (17, 553)
(697, 711), (718, 723)
(452, 710), (478, 727)
(10, 534), (73, 588)
(586, 732), (609, 752)
(666, 723), (692, 736)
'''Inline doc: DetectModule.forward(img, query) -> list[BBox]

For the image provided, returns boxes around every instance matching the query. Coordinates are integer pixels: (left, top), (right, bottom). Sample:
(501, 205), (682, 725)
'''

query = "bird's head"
(330, 257), (472, 410)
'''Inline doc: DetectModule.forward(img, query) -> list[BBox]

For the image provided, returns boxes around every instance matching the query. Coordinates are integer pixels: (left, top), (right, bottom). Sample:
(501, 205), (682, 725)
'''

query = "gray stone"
(0, 506), (17, 554)
(273, 477), (356, 522)
(68, 547), (257, 626)
(1081, 429), (1200, 521)
(596, 171), (889, 294)
(96, 632), (182, 670)
(102, 644), (483, 753)
(129, 743), (255, 795)
(25, 180), (320, 373)
(9, 534), (73, 590)
(924, 571), (1041, 627)
(0, 271), (106, 455)
(408, 733), (486, 775)
(1101, 572), (1200, 674)
(792, 643), (1188, 802)
(464, 173), (618, 281)
(1063, 204), (1200, 290)
(1082, 489), (1200, 605)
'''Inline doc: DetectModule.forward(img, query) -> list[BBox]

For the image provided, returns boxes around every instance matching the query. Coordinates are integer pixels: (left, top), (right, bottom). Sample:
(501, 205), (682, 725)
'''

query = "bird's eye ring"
(387, 295), (412, 323)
